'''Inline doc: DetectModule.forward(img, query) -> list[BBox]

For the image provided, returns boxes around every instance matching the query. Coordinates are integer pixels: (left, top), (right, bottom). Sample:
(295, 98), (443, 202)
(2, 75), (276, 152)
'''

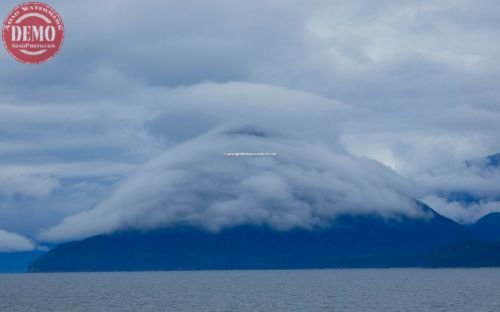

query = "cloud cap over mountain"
(40, 125), (422, 242)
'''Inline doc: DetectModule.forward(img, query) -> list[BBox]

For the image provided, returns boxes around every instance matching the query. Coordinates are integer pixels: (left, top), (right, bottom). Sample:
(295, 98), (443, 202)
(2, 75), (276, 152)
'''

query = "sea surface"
(0, 269), (499, 312)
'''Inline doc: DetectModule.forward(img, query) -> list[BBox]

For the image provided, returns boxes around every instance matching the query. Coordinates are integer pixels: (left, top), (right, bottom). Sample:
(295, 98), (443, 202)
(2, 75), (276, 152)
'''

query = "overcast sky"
(1, 0), (499, 250)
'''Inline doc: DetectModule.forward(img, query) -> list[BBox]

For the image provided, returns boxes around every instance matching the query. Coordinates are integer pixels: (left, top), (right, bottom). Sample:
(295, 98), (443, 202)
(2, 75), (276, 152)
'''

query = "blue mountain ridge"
(469, 212), (500, 242)
(446, 153), (500, 204)
(28, 203), (477, 272)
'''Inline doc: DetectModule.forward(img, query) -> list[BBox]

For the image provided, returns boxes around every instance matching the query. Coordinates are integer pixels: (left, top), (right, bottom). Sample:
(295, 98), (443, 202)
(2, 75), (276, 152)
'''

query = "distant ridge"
(29, 204), (474, 272)
(426, 240), (500, 268)
(470, 212), (500, 242)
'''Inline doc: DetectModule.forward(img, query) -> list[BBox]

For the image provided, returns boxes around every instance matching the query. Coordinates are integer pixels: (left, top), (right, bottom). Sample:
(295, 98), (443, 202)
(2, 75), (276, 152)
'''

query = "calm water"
(1, 269), (499, 312)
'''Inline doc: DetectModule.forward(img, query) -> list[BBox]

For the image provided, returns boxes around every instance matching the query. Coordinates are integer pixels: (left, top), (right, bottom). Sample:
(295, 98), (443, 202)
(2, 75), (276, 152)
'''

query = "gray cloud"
(419, 156), (500, 223)
(423, 196), (500, 225)
(0, 81), (348, 236)
(0, 229), (34, 252)
(0, 0), (499, 242)
(0, 171), (59, 198)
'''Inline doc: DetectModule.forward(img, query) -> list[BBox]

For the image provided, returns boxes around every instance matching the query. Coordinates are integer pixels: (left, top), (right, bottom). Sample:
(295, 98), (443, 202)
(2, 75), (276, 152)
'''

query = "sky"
(0, 0), (500, 251)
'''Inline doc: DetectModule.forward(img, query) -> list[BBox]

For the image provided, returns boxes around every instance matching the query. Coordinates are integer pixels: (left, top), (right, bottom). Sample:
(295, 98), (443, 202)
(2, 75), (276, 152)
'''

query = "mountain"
(463, 154), (500, 241)
(446, 153), (500, 204)
(29, 204), (473, 272)
(426, 240), (500, 267)
(470, 212), (500, 242)
(0, 251), (45, 273)
(438, 153), (500, 205)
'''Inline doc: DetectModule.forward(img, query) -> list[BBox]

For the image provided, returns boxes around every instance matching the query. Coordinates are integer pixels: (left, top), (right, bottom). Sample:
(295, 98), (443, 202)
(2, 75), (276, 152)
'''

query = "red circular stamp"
(2, 2), (64, 64)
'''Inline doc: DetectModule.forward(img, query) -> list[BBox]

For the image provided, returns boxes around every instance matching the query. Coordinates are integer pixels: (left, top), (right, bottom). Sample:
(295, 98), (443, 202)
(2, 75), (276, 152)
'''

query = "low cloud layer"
(420, 155), (500, 223)
(0, 229), (35, 252)
(40, 125), (422, 242)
